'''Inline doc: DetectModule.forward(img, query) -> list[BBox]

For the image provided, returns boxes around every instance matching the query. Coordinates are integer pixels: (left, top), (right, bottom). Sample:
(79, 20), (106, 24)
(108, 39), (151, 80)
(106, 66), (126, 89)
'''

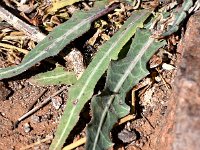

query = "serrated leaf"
(28, 67), (77, 86)
(0, 1), (114, 80)
(86, 29), (166, 150)
(50, 10), (151, 150)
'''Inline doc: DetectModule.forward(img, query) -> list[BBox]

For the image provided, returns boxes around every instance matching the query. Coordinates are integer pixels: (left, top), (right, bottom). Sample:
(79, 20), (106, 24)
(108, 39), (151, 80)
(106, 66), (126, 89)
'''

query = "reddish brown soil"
(0, 82), (68, 149)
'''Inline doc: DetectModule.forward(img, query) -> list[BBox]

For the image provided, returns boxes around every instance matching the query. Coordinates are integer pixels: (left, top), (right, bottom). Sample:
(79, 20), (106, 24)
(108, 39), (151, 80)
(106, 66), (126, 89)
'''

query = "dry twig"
(14, 86), (68, 128)
(63, 138), (86, 150)
(0, 5), (46, 42)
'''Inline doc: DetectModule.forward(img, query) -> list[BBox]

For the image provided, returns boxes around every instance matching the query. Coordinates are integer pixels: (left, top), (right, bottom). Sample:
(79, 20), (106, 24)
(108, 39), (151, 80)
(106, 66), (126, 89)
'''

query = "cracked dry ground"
(0, 11), (200, 150)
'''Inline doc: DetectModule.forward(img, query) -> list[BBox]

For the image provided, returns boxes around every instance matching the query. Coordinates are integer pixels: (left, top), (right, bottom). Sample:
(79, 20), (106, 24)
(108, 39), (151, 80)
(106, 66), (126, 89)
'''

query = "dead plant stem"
(0, 5), (46, 42)
(14, 86), (67, 128)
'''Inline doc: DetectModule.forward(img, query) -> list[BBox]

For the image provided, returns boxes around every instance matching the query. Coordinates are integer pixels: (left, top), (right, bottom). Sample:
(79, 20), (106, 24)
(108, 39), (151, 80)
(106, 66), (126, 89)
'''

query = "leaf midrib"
(92, 37), (155, 150)
(114, 37), (154, 92)
(52, 10), (150, 149)
(33, 73), (72, 81)
(0, 8), (103, 76)
(59, 11), (148, 149)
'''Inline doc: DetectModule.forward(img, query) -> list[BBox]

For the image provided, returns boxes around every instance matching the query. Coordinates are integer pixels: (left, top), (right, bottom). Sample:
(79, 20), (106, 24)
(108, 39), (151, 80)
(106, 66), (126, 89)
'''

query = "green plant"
(86, 29), (165, 150)
(0, 1), (117, 79)
(28, 66), (77, 86)
(50, 9), (151, 149)
(4, 0), (194, 149)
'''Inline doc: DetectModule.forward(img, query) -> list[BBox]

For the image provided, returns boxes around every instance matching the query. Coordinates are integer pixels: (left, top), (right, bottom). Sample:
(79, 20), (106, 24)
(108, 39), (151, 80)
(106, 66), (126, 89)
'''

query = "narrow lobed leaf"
(86, 29), (166, 150)
(28, 67), (77, 86)
(0, 1), (117, 80)
(50, 10), (151, 150)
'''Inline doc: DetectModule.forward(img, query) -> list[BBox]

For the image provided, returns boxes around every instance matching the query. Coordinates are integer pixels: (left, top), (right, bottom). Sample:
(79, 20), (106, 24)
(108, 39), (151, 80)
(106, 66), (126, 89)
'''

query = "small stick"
(90, 2), (120, 22)
(141, 113), (155, 129)
(0, 5), (46, 42)
(14, 86), (67, 128)
(117, 114), (135, 125)
(2, 35), (28, 41)
(27, 89), (47, 111)
(62, 137), (86, 150)
(20, 135), (53, 150)
(156, 68), (171, 89)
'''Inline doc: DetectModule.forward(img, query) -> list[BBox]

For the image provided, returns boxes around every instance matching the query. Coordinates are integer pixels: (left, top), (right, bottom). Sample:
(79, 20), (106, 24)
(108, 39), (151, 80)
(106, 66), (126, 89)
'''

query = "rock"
(172, 11), (200, 150)
(118, 129), (137, 143)
(151, 11), (200, 150)
(64, 48), (85, 78)
(31, 115), (41, 123)
(23, 123), (31, 133)
(51, 96), (62, 110)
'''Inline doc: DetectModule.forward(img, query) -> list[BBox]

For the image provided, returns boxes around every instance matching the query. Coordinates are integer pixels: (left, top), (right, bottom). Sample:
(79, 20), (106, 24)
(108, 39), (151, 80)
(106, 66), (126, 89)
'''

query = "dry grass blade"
(0, 43), (29, 54)
(20, 135), (53, 150)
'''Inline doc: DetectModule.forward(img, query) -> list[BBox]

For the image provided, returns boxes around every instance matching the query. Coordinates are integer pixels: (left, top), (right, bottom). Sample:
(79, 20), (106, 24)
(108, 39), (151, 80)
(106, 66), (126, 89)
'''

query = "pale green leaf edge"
(28, 66), (77, 86)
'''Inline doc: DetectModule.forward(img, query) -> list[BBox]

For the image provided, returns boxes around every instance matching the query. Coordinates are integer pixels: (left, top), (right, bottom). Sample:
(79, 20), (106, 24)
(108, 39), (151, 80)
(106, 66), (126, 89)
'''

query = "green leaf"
(28, 67), (77, 86)
(50, 10), (151, 150)
(0, 1), (115, 80)
(86, 29), (166, 150)
(161, 0), (194, 37)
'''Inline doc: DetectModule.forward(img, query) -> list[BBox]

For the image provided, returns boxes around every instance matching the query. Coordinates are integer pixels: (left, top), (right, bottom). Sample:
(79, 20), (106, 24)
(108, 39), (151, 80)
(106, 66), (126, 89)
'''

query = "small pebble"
(41, 113), (52, 121)
(23, 123), (31, 133)
(51, 96), (62, 110)
(118, 129), (137, 143)
(135, 140), (140, 146)
(155, 76), (161, 82)
(0, 112), (5, 116)
(31, 115), (40, 123)
(162, 63), (175, 70)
